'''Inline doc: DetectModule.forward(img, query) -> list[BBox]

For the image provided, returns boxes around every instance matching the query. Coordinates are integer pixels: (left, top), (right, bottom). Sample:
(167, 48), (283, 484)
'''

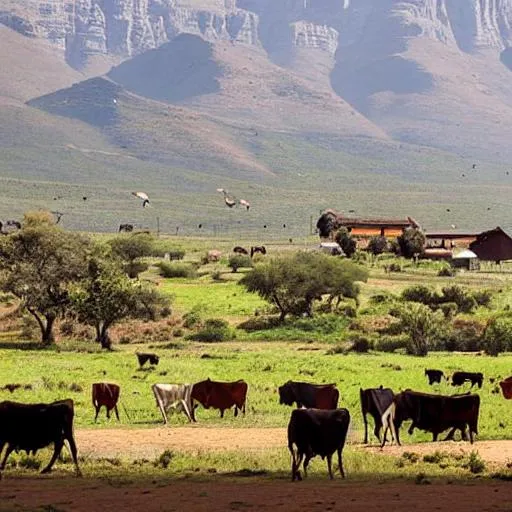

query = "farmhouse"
(425, 230), (479, 249)
(469, 227), (512, 263)
(337, 216), (420, 238)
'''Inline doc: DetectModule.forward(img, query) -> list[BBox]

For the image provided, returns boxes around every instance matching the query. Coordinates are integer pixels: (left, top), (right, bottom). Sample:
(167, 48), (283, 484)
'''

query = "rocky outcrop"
(290, 21), (338, 55)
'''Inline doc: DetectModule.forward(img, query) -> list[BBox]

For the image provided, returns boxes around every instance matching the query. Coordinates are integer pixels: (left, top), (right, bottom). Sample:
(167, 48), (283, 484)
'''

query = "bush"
(335, 228), (357, 258)
(228, 254), (253, 273)
(367, 236), (388, 255)
(157, 261), (197, 279)
(472, 289), (493, 308)
(387, 262), (402, 273)
(439, 302), (458, 320)
(20, 315), (38, 340)
(441, 285), (477, 314)
(155, 450), (173, 469)
(438, 267), (456, 277)
(396, 228), (425, 258)
(401, 285), (436, 305)
(167, 249), (185, 261)
(59, 320), (75, 336)
(375, 334), (409, 353)
(182, 309), (202, 329)
(465, 451), (485, 474)
(349, 335), (373, 353)
(369, 293), (394, 304)
(124, 260), (149, 279)
(483, 316), (512, 356)
(188, 318), (232, 342)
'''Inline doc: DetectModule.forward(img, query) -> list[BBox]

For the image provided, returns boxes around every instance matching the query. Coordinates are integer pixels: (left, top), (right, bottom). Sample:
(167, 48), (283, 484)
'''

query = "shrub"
(375, 334), (409, 353)
(188, 318), (232, 342)
(401, 285), (436, 305)
(439, 302), (458, 320)
(124, 260), (149, 279)
(349, 335), (373, 353)
(228, 254), (253, 273)
(438, 267), (456, 277)
(369, 293), (393, 304)
(472, 289), (493, 308)
(387, 262), (402, 273)
(20, 315), (38, 340)
(396, 228), (425, 258)
(160, 306), (172, 318)
(335, 228), (357, 258)
(155, 450), (173, 469)
(482, 316), (512, 356)
(367, 236), (388, 255)
(167, 249), (185, 261)
(182, 309), (201, 328)
(59, 320), (75, 336)
(441, 319), (484, 352)
(465, 451), (485, 474)
(338, 304), (357, 318)
(441, 285), (477, 314)
(157, 261), (197, 279)
(211, 268), (223, 281)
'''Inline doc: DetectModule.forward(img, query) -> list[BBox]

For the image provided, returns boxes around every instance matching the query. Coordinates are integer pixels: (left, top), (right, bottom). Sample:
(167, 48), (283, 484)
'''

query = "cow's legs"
(326, 454), (333, 480)
(303, 454), (312, 478)
(41, 440), (64, 474)
(293, 452), (304, 481)
(374, 422), (382, 444)
(94, 406), (100, 422)
(106, 407), (111, 419)
(65, 434), (82, 477)
(234, 406), (238, 417)
(0, 444), (14, 470)
(114, 405), (120, 421)
(337, 447), (345, 479)
(220, 409), (225, 418)
(362, 412), (369, 444)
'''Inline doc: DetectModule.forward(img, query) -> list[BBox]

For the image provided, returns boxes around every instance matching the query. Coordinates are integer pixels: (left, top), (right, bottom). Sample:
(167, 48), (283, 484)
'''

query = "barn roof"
(425, 231), (480, 239)
(338, 216), (416, 228)
(453, 249), (478, 259)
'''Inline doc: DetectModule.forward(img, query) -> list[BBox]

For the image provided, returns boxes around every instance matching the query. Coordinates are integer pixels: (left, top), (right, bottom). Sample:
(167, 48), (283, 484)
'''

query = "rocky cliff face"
(3, 1), (512, 70)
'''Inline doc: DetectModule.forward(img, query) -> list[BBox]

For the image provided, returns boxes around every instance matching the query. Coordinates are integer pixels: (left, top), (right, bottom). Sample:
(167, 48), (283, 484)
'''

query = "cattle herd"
(0, 363), (510, 481)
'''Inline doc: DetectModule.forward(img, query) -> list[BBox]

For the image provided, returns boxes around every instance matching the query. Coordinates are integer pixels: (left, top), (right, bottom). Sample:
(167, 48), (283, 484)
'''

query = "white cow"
(152, 383), (195, 424)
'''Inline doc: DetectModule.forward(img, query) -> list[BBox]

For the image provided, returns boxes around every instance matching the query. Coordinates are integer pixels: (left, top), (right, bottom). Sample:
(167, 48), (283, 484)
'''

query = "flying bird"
(198, 224), (202, 229)
(461, 173), (466, 178)
(224, 196), (236, 208)
(82, 196), (87, 201)
(239, 199), (250, 210)
(348, 209), (356, 213)
(132, 191), (150, 208)
(451, 224), (457, 229)
(446, 208), (451, 212)
(472, 164), (476, 169)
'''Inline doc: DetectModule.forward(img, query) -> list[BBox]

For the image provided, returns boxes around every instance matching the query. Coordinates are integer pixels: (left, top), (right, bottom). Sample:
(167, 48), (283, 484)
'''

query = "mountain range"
(1, 0), (512, 235)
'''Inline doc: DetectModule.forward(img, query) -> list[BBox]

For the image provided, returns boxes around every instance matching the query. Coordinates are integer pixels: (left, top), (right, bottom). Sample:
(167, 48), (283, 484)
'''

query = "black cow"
(136, 352), (159, 367)
(233, 246), (249, 255)
(119, 223), (134, 233)
(360, 386), (394, 444)
(425, 369), (445, 385)
(250, 246), (266, 257)
(451, 371), (483, 389)
(288, 408), (350, 481)
(279, 381), (339, 410)
(0, 399), (81, 476)
(381, 390), (480, 447)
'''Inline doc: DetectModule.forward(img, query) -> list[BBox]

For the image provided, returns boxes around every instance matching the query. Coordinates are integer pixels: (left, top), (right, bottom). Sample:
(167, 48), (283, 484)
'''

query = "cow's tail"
(380, 403), (397, 448)
(92, 384), (98, 408)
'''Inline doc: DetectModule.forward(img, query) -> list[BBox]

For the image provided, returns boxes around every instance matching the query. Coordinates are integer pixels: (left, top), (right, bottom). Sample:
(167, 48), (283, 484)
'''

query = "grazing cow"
(191, 379), (248, 418)
(359, 386), (394, 444)
(136, 352), (159, 368)
(233, 246), (249, 255)
(0, 399), (81, 476)
(279, 381), (339, 410)
(425, 369), (445, 385)
(250, 246), (266, 257)
(92, 383), (120, 422)
(119, 223), (134, 232)
(381, 390), (480, 447)
(451, 371), (483, 389)
(152, 383), (195, 424)
(499, 376), (512, 399)
(288, 408), (350, 481)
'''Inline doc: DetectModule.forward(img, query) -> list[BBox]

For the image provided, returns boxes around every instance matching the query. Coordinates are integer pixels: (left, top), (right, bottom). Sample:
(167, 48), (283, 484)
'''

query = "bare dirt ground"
(1, 479), (511, 512)
(2, 428), (512, 511)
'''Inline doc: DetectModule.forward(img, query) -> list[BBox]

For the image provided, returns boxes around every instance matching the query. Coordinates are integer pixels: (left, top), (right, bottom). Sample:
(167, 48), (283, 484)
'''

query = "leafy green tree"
(396, 228), (425, 258)
(228, 254), (253, 273)
(367, 236), (388, 255)
(69, 252), (169, 349)
(482, 316), (512, 356)
(397, 302), (444, 356)
(108, 233), (155, 278)
(240, 252), (367, 321)
(0, 212), (90, 345)
(335, 228), (357, 258)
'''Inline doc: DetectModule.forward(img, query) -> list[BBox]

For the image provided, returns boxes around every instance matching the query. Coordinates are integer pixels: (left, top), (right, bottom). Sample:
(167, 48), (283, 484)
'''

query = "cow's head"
(278, 381), (295, 406)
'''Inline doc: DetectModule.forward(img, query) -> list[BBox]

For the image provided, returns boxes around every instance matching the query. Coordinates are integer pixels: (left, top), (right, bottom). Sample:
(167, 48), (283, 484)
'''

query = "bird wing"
(216, 188), (225, 193)
(239, 199), (250, 206)
(132, 191), (149, 201)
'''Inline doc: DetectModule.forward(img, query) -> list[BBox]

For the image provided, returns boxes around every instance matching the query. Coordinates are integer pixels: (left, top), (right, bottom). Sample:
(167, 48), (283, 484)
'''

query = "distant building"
(336, 216), (420, 238)
(319, 242), (344, 256)
(425, 231), (479, 249)
(451, 249), (480, 271)
(469, 227), (512, 263)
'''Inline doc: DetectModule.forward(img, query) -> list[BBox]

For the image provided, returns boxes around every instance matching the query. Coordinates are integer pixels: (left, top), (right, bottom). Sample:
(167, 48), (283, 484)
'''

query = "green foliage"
(441, 319), (484, 352)
(483, 315), (512, 356)
(0, 216), (91, 345)
(335, 228), (357, 258)
(438, 266), (457, 277)
(240, 252), (367, 321)
(375, 334), (409, 353)
(396, 228), (425, 258)
(367, 236), (388, 256)
(187, 318), (232, 342)
(157, 261), (197, 279)
(228, 254), (253, 273)
(465, 451), (485, 474)
(108, 233), (155, 278)
(397, 303), (445, 356)
(439, 302), (458, 320)
(154, 450), (173, 469)
(472, 289), (493, 308)
(349, 335), (373, 353)
(182, 308), (202, 329)
(441, 285), (477, 314)
(401, 285), (436, 305)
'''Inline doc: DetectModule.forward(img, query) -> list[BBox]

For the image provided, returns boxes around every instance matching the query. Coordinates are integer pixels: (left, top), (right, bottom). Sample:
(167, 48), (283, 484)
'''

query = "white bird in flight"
(132, 191), (150, 208)
(239, 199), (250, 210)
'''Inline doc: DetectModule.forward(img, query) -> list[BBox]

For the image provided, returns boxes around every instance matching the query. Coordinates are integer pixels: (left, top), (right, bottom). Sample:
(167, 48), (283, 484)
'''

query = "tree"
(397, 302), (444, 356)
(335, 228), (357, 258)
(0, 212), (90, 345)
(69, 252), (169, 349)
(228, 254), (253, 273)
(367, 236), (388, 255)
(108, 233), (155, 278)
(482, 316), (512, 356)
(240, 252), (367, 321)
(396, 228), (425, 258)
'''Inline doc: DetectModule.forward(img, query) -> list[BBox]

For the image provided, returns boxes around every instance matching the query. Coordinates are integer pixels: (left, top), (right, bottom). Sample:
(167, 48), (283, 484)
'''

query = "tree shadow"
(0, 340), (46, 351)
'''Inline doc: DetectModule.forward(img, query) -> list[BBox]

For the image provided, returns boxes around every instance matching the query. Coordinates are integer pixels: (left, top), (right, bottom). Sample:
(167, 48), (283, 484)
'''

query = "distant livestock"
(499, 376), (512, 399)
(119, 223), (134, 232)
(192, 379), (248, 419)
(136, 352), (159, 368)
(152, 383), (195, 424)
(250, 246), (266, 257)
(92, 383), (120, 422)
(288, 408), (350, 481)
(451, 371), (483, 389)
(207, 250), (222, 262)
(278, 381), (339, 410)
(425, 369), (445, 385)
(233, 246), (249, 255)
(360, 386), (394, 444)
